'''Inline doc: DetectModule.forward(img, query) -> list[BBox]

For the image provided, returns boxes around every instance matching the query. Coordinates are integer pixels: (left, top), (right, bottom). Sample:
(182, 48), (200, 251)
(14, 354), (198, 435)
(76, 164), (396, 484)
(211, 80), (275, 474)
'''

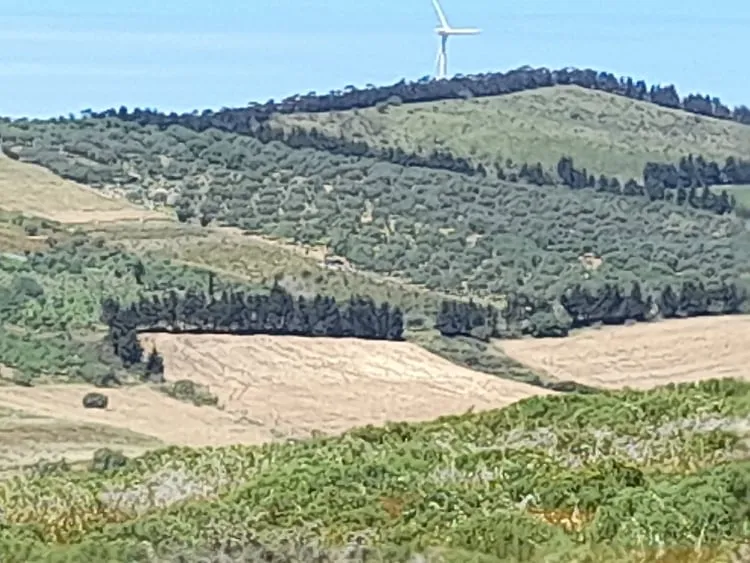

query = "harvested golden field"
(0, 405), (161, 477)
(0, 155), (164, 224)
(0, 336), (552, 452)
(500, 316), (750, 390)
(0, 384), (274, 449)
(272, 85), (750, 179)
(139, 333), (554, 441)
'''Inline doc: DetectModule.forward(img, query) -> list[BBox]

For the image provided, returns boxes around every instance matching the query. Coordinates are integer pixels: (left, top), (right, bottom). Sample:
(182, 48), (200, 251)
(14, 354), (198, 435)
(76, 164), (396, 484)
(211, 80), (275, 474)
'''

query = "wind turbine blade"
(435, 45), (442, 76)
(445, 27), (481, 35)
(431, 0), (449, 28)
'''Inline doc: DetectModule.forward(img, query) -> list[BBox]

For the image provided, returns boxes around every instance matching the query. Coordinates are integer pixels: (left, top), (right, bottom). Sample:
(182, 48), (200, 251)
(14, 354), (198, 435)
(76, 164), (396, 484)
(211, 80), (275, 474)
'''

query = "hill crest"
(82, 65), (750, 130)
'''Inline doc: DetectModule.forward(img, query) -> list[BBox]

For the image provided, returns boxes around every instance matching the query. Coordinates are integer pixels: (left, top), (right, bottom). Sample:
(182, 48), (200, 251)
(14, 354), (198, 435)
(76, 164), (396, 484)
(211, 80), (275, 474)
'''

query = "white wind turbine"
(431, 0), (480, 80)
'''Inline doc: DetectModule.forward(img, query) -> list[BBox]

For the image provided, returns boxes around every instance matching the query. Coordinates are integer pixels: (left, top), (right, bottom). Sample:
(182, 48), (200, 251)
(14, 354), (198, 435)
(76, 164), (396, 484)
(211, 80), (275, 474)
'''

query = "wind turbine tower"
(431, 0), (480, 80)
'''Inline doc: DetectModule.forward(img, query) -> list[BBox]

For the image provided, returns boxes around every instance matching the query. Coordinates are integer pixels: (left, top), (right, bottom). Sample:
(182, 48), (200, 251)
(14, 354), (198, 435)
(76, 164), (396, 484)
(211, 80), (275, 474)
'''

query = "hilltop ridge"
(83, 65), (750, 127)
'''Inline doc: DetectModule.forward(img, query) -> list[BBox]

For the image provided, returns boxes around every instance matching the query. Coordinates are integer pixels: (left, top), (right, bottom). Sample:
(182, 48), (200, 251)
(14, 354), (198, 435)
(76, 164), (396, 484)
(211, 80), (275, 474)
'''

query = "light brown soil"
(5, 334), (553, 449)
(139, 334), (554, 440)
(0, 155), (165, 224)
(0, 406), (161, 476)
(0, 384), (276, 449)
(500, 316), (750, 390)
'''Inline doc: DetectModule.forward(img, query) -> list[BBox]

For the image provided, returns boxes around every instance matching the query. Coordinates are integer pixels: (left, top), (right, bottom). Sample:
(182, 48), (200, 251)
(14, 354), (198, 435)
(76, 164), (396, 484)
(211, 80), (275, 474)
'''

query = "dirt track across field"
(0, 155), (164, 224)
(500, 316), (750, 390)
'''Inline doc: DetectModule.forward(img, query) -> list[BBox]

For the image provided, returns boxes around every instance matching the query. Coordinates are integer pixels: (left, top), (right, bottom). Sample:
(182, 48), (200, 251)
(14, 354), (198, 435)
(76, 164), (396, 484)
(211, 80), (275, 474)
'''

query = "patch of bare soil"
(0, 155), (164, 224)
(500, 316), (750, 390)
(136, 334), (553, 442)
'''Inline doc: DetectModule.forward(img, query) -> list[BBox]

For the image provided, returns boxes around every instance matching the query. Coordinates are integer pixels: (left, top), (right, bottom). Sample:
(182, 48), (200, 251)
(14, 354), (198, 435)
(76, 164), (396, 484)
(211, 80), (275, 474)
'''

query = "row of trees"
(269, 122), (740, 216)
(102, 285), (405, 366)
(255, 124), (481, 176)
(557, 157), (736, 215)
(250, 122), (747, 217)
(152, 120), (739, 219)
(643, 155), (750, 189)
(84, 66), (750, 128)
(436, 280), (748, 339)
(267, 124), (746, 217)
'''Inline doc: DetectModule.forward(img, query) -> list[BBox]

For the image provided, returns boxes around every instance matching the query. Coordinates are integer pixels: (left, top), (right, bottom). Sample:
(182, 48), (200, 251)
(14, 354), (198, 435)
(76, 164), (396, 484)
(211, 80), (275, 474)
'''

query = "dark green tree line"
(436, 280), (747, 340)
(87, 66), (750, 128)
(102, 284), (404, 367)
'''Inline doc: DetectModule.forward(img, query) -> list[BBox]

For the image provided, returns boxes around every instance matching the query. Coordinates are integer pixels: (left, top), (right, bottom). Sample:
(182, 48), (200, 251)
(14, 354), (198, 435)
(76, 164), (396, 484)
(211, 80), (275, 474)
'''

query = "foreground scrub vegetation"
(0, 378), (748, 562)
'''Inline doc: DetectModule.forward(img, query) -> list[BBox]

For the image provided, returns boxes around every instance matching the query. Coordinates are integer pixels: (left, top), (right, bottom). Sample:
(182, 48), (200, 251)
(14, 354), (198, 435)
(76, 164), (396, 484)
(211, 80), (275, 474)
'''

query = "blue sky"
(2, 0), (749, 118)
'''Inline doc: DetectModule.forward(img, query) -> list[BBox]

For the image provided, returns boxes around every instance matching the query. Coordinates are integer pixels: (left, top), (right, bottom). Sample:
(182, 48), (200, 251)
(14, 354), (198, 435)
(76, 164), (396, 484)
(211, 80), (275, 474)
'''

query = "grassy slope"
(271, 85), (750, 180)
(0, 154), (164, 224)
(1, 378), (748, 562)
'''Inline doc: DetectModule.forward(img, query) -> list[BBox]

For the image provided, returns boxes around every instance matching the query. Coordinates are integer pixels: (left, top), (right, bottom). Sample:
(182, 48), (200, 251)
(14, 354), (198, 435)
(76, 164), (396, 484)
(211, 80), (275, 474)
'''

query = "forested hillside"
(2, 110), (749, 343)
(55, 66), (750, 215)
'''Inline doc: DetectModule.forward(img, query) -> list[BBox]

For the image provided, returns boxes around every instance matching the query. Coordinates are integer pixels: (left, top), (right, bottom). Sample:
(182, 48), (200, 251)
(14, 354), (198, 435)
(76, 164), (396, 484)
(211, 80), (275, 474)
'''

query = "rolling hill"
(1, 65), (750, 562)
(2, 115), (748, 323)
(271, 85), (750, 181)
